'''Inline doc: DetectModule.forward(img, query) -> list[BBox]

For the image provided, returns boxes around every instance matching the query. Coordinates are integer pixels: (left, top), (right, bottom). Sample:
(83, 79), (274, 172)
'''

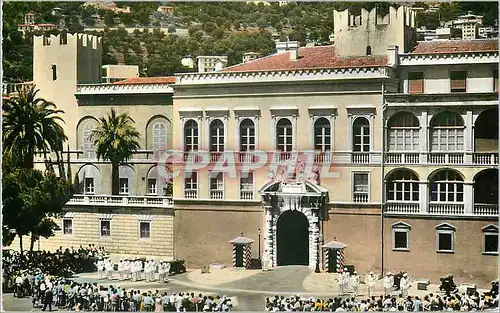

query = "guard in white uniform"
(164, 262), (171, 282)
(367, 271), (376, 298)
(400, 273), (410, 298)
(131, 259), (137, 282)
(384, 272), (394, 296)
(97, 258), (105, 279)
(351, 271), (360, 297)
(105, 259), (114, 280)
(118, 260), (124, 280)
(342, 268), (350, 295)
(150, 259), (157, 281)
(123, 259), (130, 280)
(137, 259), (143, 281)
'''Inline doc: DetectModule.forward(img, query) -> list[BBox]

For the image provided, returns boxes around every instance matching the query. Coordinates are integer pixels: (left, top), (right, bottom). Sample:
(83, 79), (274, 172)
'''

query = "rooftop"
(221, 46), (388, 73)
(113, 76), (176, 85)
(411, 39), (498, 54)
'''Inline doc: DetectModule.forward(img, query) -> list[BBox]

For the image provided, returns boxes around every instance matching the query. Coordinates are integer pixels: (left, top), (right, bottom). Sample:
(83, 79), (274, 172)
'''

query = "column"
(419, 112), (428, 164)
(464, 111), (474, 164)
(419, 181), (428, 214)
(464, 182), (473, 215)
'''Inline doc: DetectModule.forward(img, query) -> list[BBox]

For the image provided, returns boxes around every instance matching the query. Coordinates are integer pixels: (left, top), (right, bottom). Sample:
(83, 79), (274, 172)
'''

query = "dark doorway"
(277, 210), (309, 266)
(235, 245), (244, 267)
(328, 249), (338, 273)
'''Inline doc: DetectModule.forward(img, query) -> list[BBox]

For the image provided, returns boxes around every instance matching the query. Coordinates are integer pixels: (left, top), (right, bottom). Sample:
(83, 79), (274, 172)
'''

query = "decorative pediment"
(308, 106), (338, 117)
(346, 105), (377, 116)
(436, 222), (456, 231)
(270, 107), (298, 118)
(234, 107), (260, 118)
(178, 108), (203, 119)
(391, 221), (411, 229)
(482, 224), (499, 233)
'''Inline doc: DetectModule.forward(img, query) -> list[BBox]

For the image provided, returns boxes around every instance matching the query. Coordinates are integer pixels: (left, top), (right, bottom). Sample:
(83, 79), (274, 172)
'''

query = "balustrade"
(184, 189), (198, 199)
(385, 202), (420, 214)
(429, 203), (465, 215)
(240, 190), (254, 200)
(351, 152), (370, 164)
(67, 195), (173, 207)
(473, 204), (499, 216)
(210, 190), (224, 200)
(353, 193), (369, 203)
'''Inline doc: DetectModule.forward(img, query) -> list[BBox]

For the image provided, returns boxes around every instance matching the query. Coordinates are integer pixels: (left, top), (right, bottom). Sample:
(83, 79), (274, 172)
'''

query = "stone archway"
(277, 210), (309, 266)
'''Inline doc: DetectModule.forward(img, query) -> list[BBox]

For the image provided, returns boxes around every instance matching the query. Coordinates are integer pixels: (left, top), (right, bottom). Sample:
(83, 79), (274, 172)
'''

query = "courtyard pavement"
(3, 266), (491, 311)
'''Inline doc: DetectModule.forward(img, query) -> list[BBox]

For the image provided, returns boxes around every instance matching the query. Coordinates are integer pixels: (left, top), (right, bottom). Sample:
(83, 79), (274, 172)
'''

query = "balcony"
(210, 152), (223, 162)
(240, 190), (254, 200)
(353, 193), (369, 203)
(384, 152), (498, 166)
(184, 189), (198, 199)
(385, 152), (419, 164)
(238, 151), (260, 164)
(210, 190), (224, 200)
(351, 152), (370, 164)
(428, 152), (464, 164)
(67, 195), (173, 208)
(385, 202), (498, 217)
(314, 152), (332, 163)
(473, 153), (499, 165)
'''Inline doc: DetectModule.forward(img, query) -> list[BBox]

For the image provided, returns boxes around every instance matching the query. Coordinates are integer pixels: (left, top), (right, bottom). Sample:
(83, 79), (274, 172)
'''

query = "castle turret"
(333, 6), (417, 57)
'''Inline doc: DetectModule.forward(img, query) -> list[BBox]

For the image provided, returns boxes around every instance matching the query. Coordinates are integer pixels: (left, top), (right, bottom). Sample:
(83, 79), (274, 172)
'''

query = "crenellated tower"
(333, 6), (417, 57)
(33, 33), (102, 146)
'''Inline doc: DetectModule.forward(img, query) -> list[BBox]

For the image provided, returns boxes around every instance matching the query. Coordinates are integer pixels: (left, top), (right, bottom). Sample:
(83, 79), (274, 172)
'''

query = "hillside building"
(101, 64), (139, 83)
(8, 5), (498, 287)
(196, 56), (228, 73)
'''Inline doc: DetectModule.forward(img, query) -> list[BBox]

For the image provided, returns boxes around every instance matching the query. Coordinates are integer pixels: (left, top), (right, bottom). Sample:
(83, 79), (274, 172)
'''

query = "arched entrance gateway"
(259, 180), (328, 268)
(277, 210), (309, 265)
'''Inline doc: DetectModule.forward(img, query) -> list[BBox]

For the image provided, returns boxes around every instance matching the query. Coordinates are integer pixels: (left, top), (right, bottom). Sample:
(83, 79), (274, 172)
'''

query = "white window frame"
(391, 222), (411, 251)
(234, 109), (260, 152)
(183, 119), (199, 152)
(352, 171), (370, 203)
(82, 120), (97, 159)
(346, 107), (376, 153)
(308, 108), (337, 152)
(152, 122), (167, 152)
(209, 119), (225, 152)
(184, 171), (198, 199)
(62, 218), (73, 236)
(386, 170), (420, 202)
(84, 177), (95, 195)
(276, 117), (294, 152)
(239, 172), (254, 200)
(436, 223), (455, 253)
(430, 112), (465, 152)
(239, 118), (256, 152)
(209, 172), (224, 200)
(313, 117), (332, 152)
(270, 108), (298, 152)
(205, 110), (229, 152)
(482, 224), (499, 255)
(387, 112), (420, 151)
(139, 221), (151, 239)
(100, 219), (111, 237)
(119, 177), (129, 195)
(352, 117), (371, 152)
(147, 178), (158, 195)
(430, 171), (464, 203)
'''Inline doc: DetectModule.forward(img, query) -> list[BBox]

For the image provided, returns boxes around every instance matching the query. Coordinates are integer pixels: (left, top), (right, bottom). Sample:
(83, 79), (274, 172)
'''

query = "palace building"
(11, 6), (498, 286)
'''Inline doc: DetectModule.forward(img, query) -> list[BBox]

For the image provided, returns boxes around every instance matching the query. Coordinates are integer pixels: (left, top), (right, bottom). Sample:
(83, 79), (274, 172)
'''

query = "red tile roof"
(411, 40), (498, 54)
(221, 46), (388, 73)
(113, 76), (176, 85)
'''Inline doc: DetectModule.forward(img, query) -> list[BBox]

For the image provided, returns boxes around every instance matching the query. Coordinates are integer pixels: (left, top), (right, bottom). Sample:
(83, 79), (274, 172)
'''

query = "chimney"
(288, 41), (299, 60)
(276, 41), (288, 54)
(387, 45), (399, 67)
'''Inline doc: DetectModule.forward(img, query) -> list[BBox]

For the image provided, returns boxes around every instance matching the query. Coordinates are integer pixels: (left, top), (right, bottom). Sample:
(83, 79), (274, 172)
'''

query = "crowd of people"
(25, 274), (233, 312)
(265, 292), (499, 312)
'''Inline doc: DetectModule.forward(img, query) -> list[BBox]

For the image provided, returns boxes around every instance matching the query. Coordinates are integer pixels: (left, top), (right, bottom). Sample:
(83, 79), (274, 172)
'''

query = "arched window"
(388, 112), (420, 151)
(314, 118), (331, 152)
(474, 108), (498, 152)
(386, 170), (419, 202)
(209, 119), (225, 152)
(430, 170), (464, 202)
(474, 169), (498, 205)
(366, 46), (372, 56)
(152, 122), (167, 151)
(430, 112), (464, 151)
(81, 120), (97, 159)
(184, 120), (198, 151)
(239, 119), (255, 151)
(353, 117), (370, 152)
(276, 118), (293, 152)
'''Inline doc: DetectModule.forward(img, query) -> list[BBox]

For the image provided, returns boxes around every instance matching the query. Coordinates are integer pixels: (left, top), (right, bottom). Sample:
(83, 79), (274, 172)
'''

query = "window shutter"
(450, 71), (467, 92)
(408, 72), (424, 94)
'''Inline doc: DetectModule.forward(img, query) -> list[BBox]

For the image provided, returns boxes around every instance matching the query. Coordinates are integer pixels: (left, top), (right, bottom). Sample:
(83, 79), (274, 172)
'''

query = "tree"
(2, 86), (67, 170)
(90, 109), (140, 195)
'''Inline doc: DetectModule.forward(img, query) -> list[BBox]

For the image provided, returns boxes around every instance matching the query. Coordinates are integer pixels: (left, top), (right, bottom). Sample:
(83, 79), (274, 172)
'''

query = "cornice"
(400, 51), (499, 66)
(175, 66), (390, 86)
(75, 83), (174, 95)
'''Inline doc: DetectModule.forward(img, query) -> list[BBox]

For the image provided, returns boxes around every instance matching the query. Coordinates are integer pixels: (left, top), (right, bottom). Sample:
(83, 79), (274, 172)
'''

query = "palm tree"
(90, 108), (140, 195)
(2, 86), (67, 170)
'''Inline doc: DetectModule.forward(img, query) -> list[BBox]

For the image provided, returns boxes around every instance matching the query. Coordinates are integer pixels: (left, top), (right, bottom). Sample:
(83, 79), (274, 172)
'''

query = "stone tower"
(33, 33), (102, 146)
(333, 6), (417, 57)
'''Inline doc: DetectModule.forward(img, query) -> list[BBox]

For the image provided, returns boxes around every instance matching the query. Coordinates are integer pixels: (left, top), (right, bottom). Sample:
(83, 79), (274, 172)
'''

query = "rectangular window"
(184, 172), (198, 198)
(84, 178), (95, 194)
(52, 64), (57, 81)
(408, 72), (424, 94)
(62, 219), (73, 235)
(494, 70), (498, 92)
(353, 173), (369, 203)
(139, 222), (151, 239)
(484, 233), (498, 254)
(393, 230), (409, 250)
(210, 172), (224, 200)
(100, 220), (111, 237)
(147, 179), (157, 195)
(119, 178), (129, 195)
(437, 232), (454, 252)
(240, 172), (254, 200)
(450, 71), (467, 93)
